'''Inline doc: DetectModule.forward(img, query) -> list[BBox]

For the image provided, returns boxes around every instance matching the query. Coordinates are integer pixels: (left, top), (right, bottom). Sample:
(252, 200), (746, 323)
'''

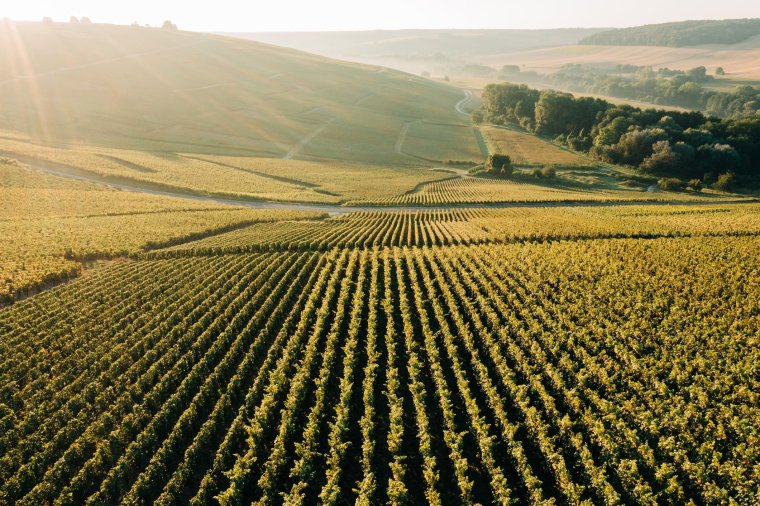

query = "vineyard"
(0, 234), (757, 505)
(350, 176), (723, 206)
(0, 160), (324, 303)
(152, 204), (760, 255)
(1, 18), (758, 506)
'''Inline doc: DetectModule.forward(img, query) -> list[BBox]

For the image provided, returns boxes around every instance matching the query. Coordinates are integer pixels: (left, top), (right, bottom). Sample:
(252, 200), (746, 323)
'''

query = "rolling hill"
(226, 25), (760, 82)
(580, 18), (760, 47)
(0, 20), (477, 164)
(227, 28), (606, 75)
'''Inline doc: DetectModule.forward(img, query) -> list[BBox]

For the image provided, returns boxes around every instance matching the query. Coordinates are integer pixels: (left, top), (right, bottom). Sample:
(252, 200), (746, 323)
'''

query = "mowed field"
(481, 126), (592, 166)
(0, 210), (757, 504)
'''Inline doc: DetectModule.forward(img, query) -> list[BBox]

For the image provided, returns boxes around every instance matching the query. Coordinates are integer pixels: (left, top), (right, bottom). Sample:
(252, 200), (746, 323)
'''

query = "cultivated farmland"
(1, 235), (757, 504)
(1, 18), (758, 506)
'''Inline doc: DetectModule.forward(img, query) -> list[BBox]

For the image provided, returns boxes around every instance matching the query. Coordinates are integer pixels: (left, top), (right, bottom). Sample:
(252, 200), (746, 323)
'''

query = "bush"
(531, 168), (544, 178)
(713, 172), (736, 191)
(687, 179), (703, 191)
(541, 166), (557, 179)
(658, 177), (684, 191)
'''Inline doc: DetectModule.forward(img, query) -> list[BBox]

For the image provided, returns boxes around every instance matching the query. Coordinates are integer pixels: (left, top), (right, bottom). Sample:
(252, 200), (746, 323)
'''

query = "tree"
(80, 16), (91, 24)
(594, 116), (635, 147)
(616, 128), (668, 166)
(162, 20), (178, 30)
(697, 143), (741, 175)
(686, 66), (708, 82)
(716, 67), (726, 76)
(42, 17), (54, 25)
(487, 154), (513, 176)
(69, 16), (79, 24)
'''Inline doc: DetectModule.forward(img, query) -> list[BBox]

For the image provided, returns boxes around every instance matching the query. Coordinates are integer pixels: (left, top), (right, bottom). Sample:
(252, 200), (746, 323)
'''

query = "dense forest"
(580, 19), (760, 47)
(477, 83), (760, 187)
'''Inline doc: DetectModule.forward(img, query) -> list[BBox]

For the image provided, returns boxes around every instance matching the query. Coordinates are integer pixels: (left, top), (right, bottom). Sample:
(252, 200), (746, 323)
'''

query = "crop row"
(149, 204), (760, 257)
(0, 237), (756, 504)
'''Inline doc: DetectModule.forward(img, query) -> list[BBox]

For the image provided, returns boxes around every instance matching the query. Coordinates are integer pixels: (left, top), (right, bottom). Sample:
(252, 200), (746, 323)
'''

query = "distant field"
(200, 155), (451, 203)
(0, 136), (451, 204)
(479, 44), (760, 79)
(401, 122), (485, 162)
(352, 175), (725, 206)
(151, 204), (760, 254)
(481, 126), (592, 166)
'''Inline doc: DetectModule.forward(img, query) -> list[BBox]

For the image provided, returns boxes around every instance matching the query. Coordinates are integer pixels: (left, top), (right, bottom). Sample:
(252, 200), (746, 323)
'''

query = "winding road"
(455, 90), (474, 115)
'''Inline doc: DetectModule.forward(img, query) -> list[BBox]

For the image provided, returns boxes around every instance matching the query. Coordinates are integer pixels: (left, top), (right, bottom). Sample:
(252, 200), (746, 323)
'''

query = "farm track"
(283, 119), (335, 160)
(455, 90), (474, 115)
(23, 160), (757, 215)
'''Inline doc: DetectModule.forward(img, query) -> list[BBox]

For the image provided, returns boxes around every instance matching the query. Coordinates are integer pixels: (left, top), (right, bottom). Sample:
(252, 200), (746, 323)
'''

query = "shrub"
(541, 166), (557, 179)
(713, 172), (736, 191)
(687, 179), (703, 191)
(658, 177), (684, 191)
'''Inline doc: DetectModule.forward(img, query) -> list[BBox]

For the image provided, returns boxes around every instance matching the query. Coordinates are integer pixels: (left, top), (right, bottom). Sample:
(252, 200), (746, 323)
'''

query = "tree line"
(476, 83), (760, 188)
(541, 64), (760, 118)
(495, 64), (760, 119)
(579, 18), (760, 47)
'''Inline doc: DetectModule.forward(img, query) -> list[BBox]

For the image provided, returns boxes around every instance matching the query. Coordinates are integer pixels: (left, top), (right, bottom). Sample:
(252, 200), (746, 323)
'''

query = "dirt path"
(455, 89), (474, 115)
(394, 121), (413, 155)
(283, 119), (334, 160)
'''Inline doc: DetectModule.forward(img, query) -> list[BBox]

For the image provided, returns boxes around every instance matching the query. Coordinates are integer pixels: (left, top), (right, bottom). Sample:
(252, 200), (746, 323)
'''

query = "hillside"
(227, 28), (606, 75)
(580, 18), (760, 47)
(0, 21), (475, 164)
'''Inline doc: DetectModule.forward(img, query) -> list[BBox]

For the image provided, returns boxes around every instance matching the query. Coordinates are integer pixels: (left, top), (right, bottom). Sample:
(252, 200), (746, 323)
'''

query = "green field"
(1, 20), (758, 506)
(481, 125), (593, 166)
(401, 121), (485, 162)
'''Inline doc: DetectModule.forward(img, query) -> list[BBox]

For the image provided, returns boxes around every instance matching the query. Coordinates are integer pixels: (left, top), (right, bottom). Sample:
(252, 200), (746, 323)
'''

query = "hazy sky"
(3, 1), (759, 32)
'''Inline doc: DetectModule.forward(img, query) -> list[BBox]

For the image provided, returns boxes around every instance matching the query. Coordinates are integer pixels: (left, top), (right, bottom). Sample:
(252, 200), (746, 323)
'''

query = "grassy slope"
(481, 125), (592, 166)
(0, 21), (473, 165)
